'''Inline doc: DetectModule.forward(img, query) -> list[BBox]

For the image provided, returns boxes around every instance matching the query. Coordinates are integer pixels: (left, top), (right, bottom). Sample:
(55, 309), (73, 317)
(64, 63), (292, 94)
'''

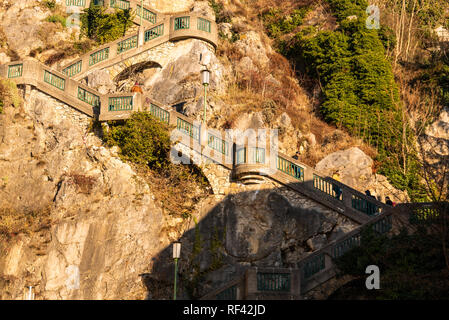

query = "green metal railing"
(313, 174), (343, 200)
(351, 195), (380, 216)
(43, 70), (65, 90)
(257, 273), (290, 292)
(117, 35), (138, 54)
(137, 5), (157, 24)
(89, 47), (109, 66)
(197, 18), (211, 32)
(216, 285), (237, 300)
(177, 118), (199, 141)
(110, 0), (130, 10)
(277, 157), (304, 181)
(174, 16), (190, 30)
(250, 147), (265, 164)
(63, 60), (82, 77)
(66, 0), (86, 6)
(372, 215), (392, 234)
(332, 234), (361, 259)
(303, 253), (325, 279)
(144, 24), (164, 42)
(236, 147), (246, 164)
(78, 87), (100, 107)
(7, 64), (23, 78)
(150, 103), (170, 123)
(109, 96), (133, 111)
(208, 133), (229, 155)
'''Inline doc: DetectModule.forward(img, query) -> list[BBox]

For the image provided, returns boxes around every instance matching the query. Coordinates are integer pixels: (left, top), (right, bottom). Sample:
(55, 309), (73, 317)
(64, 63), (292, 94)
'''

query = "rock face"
(0, 88), (171, 300)
(0, 0), (75, 58)
(234, 31), (271, 68)
(315, 147), (408, 202)
(147, 0), (194, 13)
(424, 108), (449, 155)
(153, 183), (358, 299)
(145, 39), (227, 117)
(87, 69), (116, 94)
(315, 147), (373, 188)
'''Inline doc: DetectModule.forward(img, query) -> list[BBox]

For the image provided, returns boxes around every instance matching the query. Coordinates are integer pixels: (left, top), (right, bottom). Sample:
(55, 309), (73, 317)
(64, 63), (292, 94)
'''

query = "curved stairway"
(1, 0), (441, 301)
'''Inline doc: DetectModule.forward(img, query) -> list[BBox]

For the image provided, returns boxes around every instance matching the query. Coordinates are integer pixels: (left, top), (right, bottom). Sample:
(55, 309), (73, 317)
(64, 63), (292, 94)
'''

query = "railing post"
(342, 187), (352, 212)
(291, 269), (301, 299)
(200, 123), (208, 148)
(138, 25), (145, 47)
(245, 268), (257, 299)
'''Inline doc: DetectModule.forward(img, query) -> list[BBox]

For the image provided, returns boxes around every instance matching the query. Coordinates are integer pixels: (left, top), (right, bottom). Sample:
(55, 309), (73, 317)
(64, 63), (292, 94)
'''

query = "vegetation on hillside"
(331, 220), (449, 299)
(0, 79), (21, 114)
(103, 113), (212, 220)
(260, 0), (432, 200)
(80, 4), (135, 45)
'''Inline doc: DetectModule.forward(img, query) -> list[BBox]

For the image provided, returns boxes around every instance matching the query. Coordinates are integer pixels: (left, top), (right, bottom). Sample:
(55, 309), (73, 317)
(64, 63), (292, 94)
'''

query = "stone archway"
(113, 61), (162, 82)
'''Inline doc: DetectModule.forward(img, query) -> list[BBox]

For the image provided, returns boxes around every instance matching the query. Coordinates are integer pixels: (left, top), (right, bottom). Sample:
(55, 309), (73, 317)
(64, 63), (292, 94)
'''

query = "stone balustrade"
(201, 267), (301, 300)
(59, 3), (217, 80)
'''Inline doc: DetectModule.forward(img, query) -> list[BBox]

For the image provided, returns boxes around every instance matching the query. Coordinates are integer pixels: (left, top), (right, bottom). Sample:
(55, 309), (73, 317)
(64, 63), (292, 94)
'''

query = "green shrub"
(261, 7), (310, 38)
(46, 14), (66, 27)
(103, 112), (172, 170)
(80, 5), (135, 44)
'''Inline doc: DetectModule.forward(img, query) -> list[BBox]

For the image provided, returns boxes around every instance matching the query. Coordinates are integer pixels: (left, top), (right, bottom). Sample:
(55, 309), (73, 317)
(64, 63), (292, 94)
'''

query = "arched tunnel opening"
(114, 61), (163, 89)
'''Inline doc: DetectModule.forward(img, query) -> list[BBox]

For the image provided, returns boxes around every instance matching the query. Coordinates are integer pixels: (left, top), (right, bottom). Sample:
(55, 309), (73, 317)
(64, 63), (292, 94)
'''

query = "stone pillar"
(24, 84), (32, 101)
(138, 26), (145, 47)
(199, 123), (208, 148)
(342, 187), (353, 211)
(303, 167), (314, 187)
(291, 268), (301, 298)
(244, 268), (257, 299)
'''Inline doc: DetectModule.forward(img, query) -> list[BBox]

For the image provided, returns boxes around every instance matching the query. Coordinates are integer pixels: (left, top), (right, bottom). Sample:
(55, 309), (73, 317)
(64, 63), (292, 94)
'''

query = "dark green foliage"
(264, 0), (427, 201)
(377, 26), (397, 51)
(103, 112), (172, 170)
(80, 5), (134, 44)
(261, 7), (310, 38)
(333, 227), (449, 299)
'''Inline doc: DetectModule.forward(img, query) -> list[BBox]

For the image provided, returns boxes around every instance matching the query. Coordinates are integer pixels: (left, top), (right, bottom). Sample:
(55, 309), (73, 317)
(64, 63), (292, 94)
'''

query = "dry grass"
(67, 173), (97, 194)
(212, 0), (377, 166)
(0, 78), (22, 109)
(0, 206), (52, 241)
(131, 163), (212, 221)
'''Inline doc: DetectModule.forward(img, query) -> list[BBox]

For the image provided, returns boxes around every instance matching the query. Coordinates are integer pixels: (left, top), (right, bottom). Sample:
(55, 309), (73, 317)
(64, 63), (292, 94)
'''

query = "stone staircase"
(200, 202), (443, 300)
(2, 1), (444, 301)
